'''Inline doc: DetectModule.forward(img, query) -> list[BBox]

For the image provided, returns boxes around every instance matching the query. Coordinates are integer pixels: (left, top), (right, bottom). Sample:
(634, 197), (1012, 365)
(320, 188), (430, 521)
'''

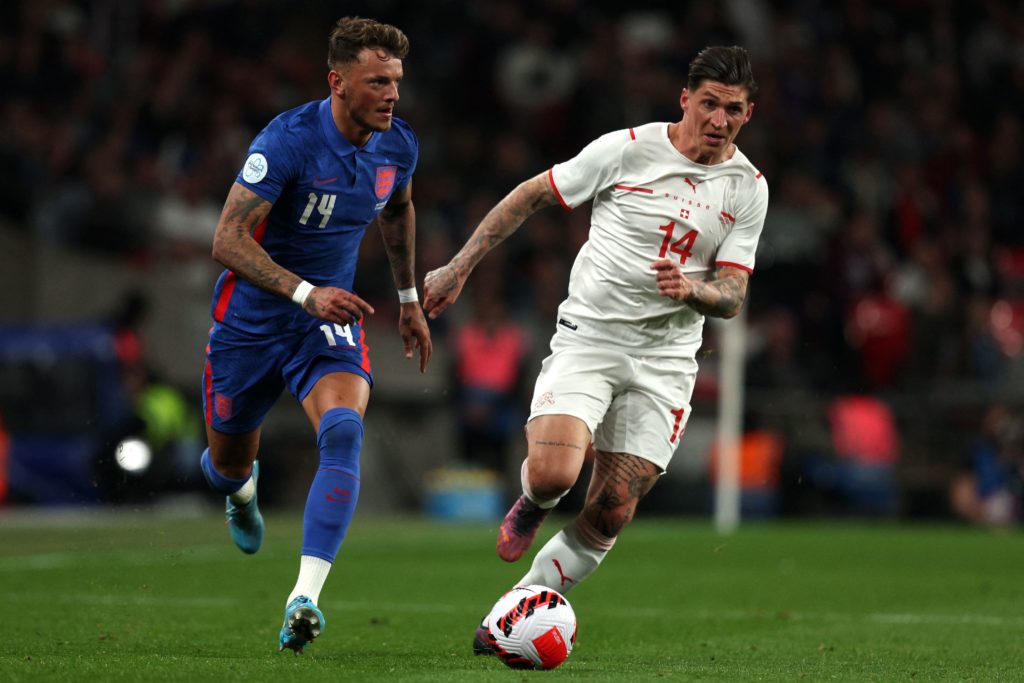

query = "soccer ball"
(481, 584), (577, 670)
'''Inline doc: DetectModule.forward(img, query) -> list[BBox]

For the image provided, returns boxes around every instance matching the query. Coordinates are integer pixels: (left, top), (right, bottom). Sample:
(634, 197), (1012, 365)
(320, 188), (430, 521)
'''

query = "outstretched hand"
(422, 264), (465, 319)
(399, 302), (433, 373)
(651, 258), (695, 302)
(304, 286), (375, 326)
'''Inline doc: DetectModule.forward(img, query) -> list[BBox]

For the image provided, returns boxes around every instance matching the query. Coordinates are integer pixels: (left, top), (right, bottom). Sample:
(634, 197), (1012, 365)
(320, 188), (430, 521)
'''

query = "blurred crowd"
(1, 0), (1023, 517)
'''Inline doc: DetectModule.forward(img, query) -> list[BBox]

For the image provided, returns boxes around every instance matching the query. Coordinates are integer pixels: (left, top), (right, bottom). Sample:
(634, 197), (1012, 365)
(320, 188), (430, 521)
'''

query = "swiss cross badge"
(375, 165), (397, 199)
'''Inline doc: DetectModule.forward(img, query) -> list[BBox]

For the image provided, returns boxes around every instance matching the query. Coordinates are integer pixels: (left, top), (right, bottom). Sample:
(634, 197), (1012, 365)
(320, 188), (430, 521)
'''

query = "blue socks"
(301, 408), (363, 562)
(202, 409), (363, 563)
(200, 448), (250, 494)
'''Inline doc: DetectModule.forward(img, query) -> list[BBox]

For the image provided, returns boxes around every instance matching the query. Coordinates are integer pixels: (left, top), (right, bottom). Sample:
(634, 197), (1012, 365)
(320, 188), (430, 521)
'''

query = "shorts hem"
(296, 363), (373, 402)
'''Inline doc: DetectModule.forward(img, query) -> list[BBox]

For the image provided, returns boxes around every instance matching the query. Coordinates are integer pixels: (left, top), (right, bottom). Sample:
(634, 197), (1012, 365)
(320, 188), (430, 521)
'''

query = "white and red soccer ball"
(481, 584), (577, 670)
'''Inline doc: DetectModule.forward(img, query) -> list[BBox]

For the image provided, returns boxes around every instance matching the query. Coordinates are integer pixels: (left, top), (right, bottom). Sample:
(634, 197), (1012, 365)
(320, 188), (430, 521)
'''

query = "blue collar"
(319, 96), (378, 156)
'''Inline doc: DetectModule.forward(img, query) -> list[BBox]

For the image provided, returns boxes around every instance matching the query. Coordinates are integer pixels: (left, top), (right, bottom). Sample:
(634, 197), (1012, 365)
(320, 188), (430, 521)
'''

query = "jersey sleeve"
(715, 174), (769, 272)
(235, 119), (303, 204)
(548, 129), (632, 210)
(395, 123), (418, 192)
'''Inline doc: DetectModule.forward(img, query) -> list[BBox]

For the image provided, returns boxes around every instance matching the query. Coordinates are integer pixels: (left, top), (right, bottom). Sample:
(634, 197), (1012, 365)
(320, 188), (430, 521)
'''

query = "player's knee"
(526, 461), (576, 499)
(317, 408), (363, 469)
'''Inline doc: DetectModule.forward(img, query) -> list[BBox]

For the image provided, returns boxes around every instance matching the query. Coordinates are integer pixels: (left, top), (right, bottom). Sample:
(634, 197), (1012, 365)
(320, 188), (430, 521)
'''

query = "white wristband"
(291, 280), (314, 306)
(398, 287), (418, 304)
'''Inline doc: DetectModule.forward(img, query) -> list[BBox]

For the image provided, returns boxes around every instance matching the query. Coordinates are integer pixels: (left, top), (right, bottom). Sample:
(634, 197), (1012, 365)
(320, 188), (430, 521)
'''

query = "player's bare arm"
(378, 182), (432, 372)
(212, 182), (375, 326)
(212, 182), (293, 296)
(650, 259), (750, 319)
(377, 182), (417, 290)
(423, 172), (557, 318)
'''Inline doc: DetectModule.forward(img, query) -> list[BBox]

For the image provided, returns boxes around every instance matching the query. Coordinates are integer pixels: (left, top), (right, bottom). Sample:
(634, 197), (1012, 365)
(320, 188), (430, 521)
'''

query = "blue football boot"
(225, 461), (264, 554)
(279, 596), (326, 654)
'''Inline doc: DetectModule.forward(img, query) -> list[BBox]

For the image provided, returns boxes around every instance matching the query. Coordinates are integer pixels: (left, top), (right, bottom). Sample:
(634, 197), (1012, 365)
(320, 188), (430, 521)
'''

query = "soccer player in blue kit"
(199, 17), (431, 653)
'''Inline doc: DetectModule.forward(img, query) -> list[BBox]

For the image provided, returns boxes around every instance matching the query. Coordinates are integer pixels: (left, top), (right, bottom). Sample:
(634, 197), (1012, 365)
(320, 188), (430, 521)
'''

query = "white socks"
(287, 555), (332, 605)
(228, 476), (255, 505)
(516, 516), (616, 593)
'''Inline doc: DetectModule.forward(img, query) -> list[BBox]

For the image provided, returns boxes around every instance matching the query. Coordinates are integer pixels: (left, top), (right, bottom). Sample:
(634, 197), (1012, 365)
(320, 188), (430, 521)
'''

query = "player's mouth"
(704, 132), (726, 145)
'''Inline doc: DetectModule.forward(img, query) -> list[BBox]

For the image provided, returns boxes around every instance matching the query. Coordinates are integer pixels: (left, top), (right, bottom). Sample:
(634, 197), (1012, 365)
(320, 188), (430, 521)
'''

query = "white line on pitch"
(4, 591), (1018, 629)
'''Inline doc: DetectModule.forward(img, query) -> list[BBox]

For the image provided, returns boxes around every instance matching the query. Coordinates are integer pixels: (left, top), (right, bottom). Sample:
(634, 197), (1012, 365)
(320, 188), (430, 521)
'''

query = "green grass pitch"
(2, 512), (1023, 681)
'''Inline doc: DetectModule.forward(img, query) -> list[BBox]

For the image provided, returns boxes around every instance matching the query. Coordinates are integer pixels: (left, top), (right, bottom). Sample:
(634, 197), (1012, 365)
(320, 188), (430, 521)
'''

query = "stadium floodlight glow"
(115, 438), (152, 474)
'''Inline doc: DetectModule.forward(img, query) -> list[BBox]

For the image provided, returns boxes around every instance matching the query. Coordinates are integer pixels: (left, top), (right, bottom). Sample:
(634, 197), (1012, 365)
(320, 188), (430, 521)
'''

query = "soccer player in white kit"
(424, 45), (767, 639)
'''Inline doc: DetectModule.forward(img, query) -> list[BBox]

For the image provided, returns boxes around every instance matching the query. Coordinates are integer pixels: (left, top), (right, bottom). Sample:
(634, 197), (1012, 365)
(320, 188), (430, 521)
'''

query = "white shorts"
(527, 338), (699, 471)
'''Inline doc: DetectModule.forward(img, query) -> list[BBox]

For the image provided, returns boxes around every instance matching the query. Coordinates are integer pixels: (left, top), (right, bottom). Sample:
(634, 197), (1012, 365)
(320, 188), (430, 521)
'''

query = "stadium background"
(0, 0), (1021, 524)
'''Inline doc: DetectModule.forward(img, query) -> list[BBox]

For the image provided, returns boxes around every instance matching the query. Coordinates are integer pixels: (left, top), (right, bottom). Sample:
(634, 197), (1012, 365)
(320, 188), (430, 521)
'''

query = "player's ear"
(679, 88), (689, 114)
(744, 101), (755, 122)
(328, 69), (345, 98)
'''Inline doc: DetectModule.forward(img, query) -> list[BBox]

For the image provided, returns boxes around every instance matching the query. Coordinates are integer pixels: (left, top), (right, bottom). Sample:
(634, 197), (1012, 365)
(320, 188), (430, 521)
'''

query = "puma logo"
(552, 558), (574, 586)
(684, 177), (700, 193)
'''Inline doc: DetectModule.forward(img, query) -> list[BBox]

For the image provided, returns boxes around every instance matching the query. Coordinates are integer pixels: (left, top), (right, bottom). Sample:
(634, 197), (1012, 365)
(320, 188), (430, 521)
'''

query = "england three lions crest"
(375, 165), (397, 199)
(214, 392), (233, 420)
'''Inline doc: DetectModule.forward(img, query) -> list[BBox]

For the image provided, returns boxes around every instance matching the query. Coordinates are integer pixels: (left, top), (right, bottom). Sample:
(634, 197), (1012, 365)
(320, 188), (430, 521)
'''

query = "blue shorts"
(202, 317), (373, 434)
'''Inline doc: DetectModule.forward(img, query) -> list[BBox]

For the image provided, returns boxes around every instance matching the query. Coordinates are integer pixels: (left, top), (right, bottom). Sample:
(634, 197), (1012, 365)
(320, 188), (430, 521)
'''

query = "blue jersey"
(210, 96), (418, 334)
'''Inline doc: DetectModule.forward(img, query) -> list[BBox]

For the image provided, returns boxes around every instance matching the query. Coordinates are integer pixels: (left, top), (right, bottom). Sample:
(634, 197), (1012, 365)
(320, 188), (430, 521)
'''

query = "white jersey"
(548, 121), (768, 358)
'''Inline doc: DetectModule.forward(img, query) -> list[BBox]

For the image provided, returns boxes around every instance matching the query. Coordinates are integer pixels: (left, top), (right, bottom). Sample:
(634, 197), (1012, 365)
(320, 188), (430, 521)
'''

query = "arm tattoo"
(212, 184), (298, 299)
(685, 268), (749, 318)
(378, 187), (416, 289)
(223, 192), (267, 230)
(451, 173), (557, 278)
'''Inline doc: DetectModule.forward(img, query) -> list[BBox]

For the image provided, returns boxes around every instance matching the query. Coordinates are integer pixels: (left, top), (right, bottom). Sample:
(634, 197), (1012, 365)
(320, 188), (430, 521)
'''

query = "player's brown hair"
(327, 17), (409, 69)
(687, 46), (758, 101)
